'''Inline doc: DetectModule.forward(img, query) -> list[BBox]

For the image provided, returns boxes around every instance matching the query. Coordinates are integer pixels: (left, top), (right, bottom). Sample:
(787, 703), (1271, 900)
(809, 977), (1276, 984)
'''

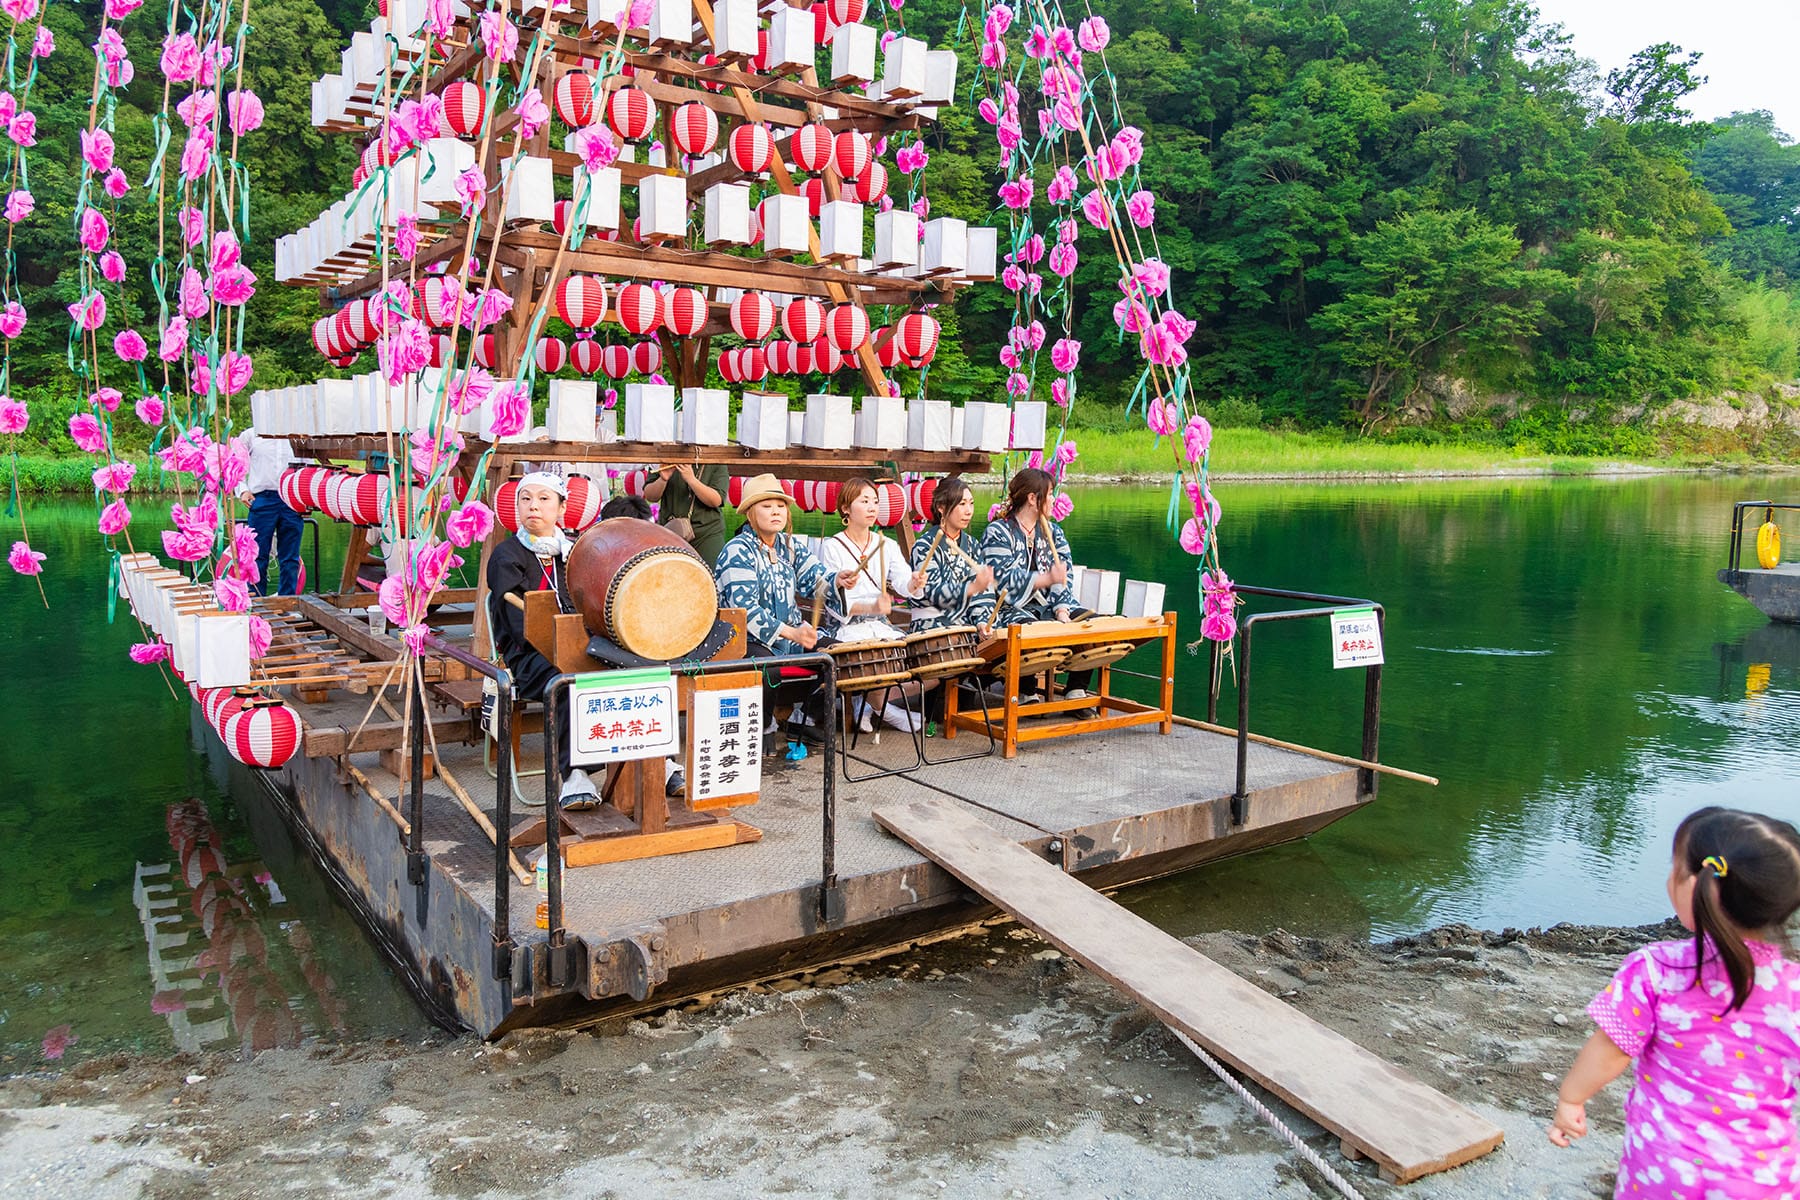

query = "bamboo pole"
(345, 763), (412, 835)
(1169, 715), (1439, 785)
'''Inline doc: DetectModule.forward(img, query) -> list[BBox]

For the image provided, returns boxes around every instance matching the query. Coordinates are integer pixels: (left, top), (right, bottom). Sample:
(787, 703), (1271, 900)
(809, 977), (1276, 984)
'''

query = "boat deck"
(271, 688), (1365, 1035)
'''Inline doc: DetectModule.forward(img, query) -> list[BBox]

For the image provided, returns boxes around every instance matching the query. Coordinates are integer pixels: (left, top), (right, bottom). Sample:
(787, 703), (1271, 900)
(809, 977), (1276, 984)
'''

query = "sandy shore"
(0, 920), (1681, 1199)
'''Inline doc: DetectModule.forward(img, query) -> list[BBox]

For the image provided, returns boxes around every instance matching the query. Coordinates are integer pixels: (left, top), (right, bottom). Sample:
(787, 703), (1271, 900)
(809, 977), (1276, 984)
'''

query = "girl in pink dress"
(1548, 807), (1800, 1198)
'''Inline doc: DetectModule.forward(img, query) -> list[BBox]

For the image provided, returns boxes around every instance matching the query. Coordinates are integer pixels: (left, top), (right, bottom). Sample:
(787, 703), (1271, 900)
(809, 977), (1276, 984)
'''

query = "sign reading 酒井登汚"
(1329, 606), (1384, 669)
(689, 684), (762, 803)
(569, 668), (678, 765)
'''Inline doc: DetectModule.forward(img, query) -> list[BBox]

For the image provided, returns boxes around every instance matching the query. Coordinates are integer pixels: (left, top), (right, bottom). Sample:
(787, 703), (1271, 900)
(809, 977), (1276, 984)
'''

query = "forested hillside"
(10, 0), (1799, 465)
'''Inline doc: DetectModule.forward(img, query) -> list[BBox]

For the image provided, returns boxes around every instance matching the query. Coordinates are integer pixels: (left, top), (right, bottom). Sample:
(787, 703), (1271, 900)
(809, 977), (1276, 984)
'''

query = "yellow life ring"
(1756, 520), (1781, 570)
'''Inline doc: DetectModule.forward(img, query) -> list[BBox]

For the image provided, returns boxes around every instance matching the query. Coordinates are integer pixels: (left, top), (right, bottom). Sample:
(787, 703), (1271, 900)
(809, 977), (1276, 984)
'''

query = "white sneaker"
(1016, 693), (1042, 705)
(1065, 688), (1092, 701)
(881, 701), (922, 732)
(851, 698), (875, 734)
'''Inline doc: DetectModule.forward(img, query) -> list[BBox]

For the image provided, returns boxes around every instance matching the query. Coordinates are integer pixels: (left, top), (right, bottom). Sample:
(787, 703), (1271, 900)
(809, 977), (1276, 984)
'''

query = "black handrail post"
(1360, 606), (1385, 800)
(406, 668), (427, 885)
(819, 656), (842, 925)
(491, 668), (515, 983)
(1233, 619), (1253, 826)
(544, 674), (569, 987)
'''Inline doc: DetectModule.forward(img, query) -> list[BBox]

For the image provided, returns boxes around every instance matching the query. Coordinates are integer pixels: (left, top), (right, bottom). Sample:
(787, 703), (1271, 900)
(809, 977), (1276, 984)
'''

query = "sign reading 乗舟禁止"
(1329, 606), (1384, 669)
(568, 668), (678, 765)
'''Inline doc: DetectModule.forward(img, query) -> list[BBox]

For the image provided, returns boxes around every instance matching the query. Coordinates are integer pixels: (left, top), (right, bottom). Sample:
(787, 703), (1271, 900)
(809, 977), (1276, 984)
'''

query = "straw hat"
(735, 472), (795, 516)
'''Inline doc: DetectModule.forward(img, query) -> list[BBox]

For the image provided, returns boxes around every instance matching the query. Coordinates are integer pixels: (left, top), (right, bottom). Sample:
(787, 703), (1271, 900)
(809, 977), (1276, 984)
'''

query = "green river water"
(1, 472), (1795, 1064)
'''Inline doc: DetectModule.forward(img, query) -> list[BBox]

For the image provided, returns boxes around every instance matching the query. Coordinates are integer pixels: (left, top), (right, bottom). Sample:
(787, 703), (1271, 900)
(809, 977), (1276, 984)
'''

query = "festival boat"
(61, 0), (1408, 1057)
(1719, 501), (1799, 621)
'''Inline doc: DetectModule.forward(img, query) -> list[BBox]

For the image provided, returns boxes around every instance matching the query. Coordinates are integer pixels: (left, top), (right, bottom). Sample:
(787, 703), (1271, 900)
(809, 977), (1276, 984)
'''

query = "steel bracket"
(584, 927), (671, 1002)
(819, 881), (846, 927)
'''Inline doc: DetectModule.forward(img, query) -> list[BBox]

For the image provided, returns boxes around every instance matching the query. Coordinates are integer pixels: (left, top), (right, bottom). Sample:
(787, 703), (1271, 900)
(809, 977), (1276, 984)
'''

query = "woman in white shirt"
(815, 477), (931, 732)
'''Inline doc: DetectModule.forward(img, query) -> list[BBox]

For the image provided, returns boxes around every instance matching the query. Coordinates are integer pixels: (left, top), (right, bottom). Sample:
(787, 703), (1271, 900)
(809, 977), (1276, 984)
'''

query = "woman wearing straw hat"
(715, 474), (855, 740)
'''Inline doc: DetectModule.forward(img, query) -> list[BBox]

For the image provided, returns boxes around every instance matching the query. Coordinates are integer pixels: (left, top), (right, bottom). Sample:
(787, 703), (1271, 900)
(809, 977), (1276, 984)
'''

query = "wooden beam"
(872, 797), (1505, 1185)
(292, 435), (989, 475)
(302, 713), (477, 756)
(295, 594), (406, 661)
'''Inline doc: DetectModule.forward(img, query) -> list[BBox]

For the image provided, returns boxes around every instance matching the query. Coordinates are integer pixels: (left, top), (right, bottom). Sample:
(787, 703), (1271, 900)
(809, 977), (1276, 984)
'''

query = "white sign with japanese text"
(1329, 606), (1384, 669)
(568, 668), (679, 765)
(689, 685), (762, 803)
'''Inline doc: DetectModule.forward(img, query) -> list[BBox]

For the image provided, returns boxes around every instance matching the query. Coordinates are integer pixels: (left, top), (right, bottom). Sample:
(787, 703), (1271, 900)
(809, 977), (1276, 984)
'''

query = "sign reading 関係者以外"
(1329, 606), (1383, 669)
(568, 667), (679, 765)
(689, 684), (762, 803)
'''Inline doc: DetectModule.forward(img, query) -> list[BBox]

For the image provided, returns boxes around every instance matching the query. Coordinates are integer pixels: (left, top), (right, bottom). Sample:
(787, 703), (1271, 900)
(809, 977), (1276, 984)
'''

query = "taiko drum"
(566, 518), (718, 661)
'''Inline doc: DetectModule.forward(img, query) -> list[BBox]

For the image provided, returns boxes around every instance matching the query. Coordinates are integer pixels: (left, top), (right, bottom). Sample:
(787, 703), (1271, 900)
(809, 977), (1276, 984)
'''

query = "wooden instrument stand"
(944, 614), (1177, 759)
(508, 594), (762, 867)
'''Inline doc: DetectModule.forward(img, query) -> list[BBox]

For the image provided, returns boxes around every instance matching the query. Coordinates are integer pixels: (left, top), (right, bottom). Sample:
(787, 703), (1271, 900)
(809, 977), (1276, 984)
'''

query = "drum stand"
(836, 675), (923, 783)
(921, 674), (997, 766)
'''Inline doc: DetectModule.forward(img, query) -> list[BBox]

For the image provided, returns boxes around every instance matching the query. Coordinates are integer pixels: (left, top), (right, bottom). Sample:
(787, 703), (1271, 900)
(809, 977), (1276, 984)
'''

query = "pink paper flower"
(446, 364), (494, 414)
(378, 572), (409, 625)
(78, 207), (109, 253)
(1183, 415), (1214, 464)
(30, 24), (50, 58)
(895, 143), (928, 174)
(69, 411), (106, 453)
(479, 9), (518, 62)
(912, 196), (931, 220)
(175, 88), (217, 130)
(1053, 439), (1079, 466)
(426, 0), (456, 37)
(1050, 338), (1080, 373)
(179, 206), (204, 248)
(210, 263), (257, 306)
(977, 97), (1000, 125)
(514, 87), (548, 142)
(248, 614), (272, 658)
(489, 381), (529, 438)
(179, 128), (213, 182)
(1047, 165), (1078, 204)
(91, 387), (122, 412)
(104, 167), (129, 198)
(1051, 377), (1072, 408)
(81, 128), (114, 174)
(227, 89), (264, 136)
(98, 498), (131, 534)
(1048, 243), (1077, 278)
(1019, 234), (1045, 265)
(9, 539), (44, 575)
(379, 319), (431, 383)
(0, 301), (23, 338)
(1078, 16), (1110, 52)
(4, 188), (30, 223)
(103, 0), (142, 16)
(1079, 189), (1109, 228)
(1126, 190), (1156, 228)
(100, 250), (127, 283)
(217, 350), (253, 395)
(1179, 516), (1208, 555)
(158, 316), (188, 362)
(214, 573), (249, 611)
(1048, 492), (1073, 521)
(0, 396), (25, 433)
(6, 110), (33, 146)
(129, 642), (170, 664)
(1005, 372), (1029, 397)
(394, 212), (419, 260)
(150, 989), (186, 1014)
(179, 267), (207, 319)
(463, 288), (512, 332)
(571, 126), (619, 173)
(1145, 398), (1178, 437)
(446, 500), (494, 548)
(135, 394), (165, 425)
(160, 32), (200, 82)
(93, 461), (136, 493)
(67, 289), (105, 329)
(453, 165), (486, 216)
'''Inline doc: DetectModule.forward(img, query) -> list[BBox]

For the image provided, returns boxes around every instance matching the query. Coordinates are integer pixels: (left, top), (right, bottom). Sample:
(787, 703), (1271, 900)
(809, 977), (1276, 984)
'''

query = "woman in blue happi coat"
(979, 467), (1097, 704)
(908, 475), (997, 632)
(714, 473), (857, 738)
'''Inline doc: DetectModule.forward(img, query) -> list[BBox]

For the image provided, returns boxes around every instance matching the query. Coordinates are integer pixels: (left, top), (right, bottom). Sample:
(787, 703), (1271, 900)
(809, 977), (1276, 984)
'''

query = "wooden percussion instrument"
(567, 517), (718, 661)
(902, 625), (982, 681)
(826, 639), (911, 693)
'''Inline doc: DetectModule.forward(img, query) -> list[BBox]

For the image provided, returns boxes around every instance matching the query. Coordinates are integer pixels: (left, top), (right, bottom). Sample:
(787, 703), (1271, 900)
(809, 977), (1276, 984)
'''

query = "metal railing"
(418, 634), (517, 984)
(1206, 585), (1385, 825)
(537, 653), (840, 987)
(1725, 501), (1798, 580)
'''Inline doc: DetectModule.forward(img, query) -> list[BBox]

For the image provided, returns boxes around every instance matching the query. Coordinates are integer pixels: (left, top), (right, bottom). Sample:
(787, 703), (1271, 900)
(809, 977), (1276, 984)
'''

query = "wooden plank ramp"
(872, 797), (1504, 1185)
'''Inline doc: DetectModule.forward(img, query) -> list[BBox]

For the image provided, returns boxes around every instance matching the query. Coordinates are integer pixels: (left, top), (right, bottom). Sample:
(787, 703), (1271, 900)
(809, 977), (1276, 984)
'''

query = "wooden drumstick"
(1039, 514), (1061, 569)
(810, 577), (827, 629)
(920, 526), (946, 573)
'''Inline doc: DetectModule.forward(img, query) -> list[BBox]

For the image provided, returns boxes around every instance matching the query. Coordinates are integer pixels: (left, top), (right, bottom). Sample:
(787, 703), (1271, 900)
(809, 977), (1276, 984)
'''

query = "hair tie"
(1702, 855), (1728, 879)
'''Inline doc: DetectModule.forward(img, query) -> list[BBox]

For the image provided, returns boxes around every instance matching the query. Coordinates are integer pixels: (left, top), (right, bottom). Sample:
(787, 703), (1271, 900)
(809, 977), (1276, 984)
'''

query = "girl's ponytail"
(1690, 861), (1754, 1012)
(1674, 806), (1800, 1012)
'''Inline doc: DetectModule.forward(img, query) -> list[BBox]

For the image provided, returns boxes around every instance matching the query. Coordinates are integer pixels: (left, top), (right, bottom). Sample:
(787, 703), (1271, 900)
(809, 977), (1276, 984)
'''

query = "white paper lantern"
(906, 399), (951, 451)
(738, 392), (789, 450)
(679, 387), (731, 445)
(881, 36), (927, 99)
(547, 379), (599, 443)
(625, 383), (677, 442)
(829, 22), (876, 85)
(873, 210), (919, 269)
(703, 182), (752, 246)
(638, 174), (688, 239)
(817, 200), (864, 261)
(802, 393), (854, 449)
(854, 395), (906, 450)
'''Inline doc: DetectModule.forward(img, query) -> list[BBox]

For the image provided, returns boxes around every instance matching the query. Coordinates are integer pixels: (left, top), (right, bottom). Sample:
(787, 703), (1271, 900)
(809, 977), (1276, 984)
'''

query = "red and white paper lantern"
(851, 160), (888, 204)
(534, 336), (568, 374)
(800, 176), (826, 217)
(730, 292), (776, 342)
(831, 130), (870, 180)
(661, 286), (707, 337)
(670, 102), (719, 157)
(554, 72), (596, 127)
(825, 304), (869, 353)
(631, 339), (663, 375)
(729, 123), (772, 173)
(605, 85), (655, 141)
(472, 333), (498, 369)
(443, 81), (485, 137)
(428, 332), (455, 368)
(828, 0), (865, 23)
(894, 312), (939, 367)
(810, 338), (845, 374)
(789, 123), (833, 172)
(615, 282), (661, 335)
(555, 274), (609, 331)
(602, 343), (635, 380)
(416, 275), (459, 328)
(570, 337), (605, 376)
(782, 297), (825, 344)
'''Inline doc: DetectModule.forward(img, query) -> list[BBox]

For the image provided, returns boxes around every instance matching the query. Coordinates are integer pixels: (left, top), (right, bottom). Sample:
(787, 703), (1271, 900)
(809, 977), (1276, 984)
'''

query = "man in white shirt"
(237, 430), (303, 595)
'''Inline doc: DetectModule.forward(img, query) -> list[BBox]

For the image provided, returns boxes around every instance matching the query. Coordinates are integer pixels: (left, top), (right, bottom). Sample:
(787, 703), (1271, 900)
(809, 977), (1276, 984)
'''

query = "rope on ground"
(1170, 1028), (1370, 1200)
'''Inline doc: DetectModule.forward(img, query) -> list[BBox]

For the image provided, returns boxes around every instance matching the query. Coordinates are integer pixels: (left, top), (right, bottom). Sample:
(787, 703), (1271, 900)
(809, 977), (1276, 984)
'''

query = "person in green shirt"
(644, 461), (729, 564)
